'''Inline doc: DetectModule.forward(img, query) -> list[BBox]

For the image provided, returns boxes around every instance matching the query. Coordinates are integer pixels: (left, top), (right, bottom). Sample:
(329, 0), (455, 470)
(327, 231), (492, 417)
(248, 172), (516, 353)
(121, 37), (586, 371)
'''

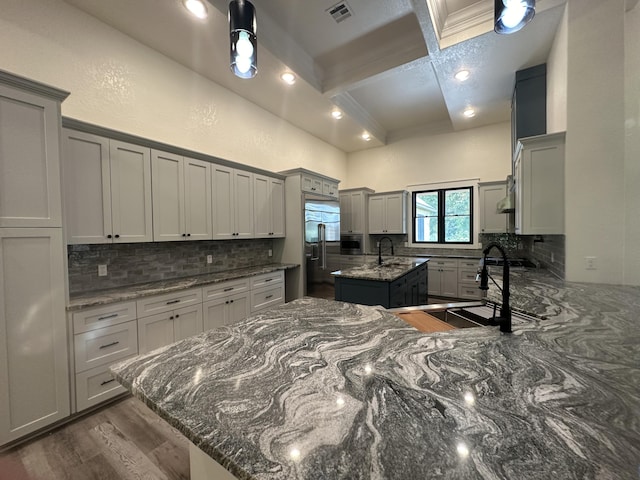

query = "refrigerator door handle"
(318, 224), (327, 270)
(310, 243), (319, 261)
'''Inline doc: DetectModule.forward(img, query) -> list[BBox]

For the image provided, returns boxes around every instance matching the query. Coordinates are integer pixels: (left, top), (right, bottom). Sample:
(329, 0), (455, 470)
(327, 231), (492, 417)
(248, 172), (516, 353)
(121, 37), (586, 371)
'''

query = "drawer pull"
(100, 378), (116, 386)
(265, 278), (273, 282)
(99, 341), (120, 350)
(265, 295), (273, 299)
(223, 287), (234, 292)
(97, 313), (118, 321)
(166, 299), (180, 305)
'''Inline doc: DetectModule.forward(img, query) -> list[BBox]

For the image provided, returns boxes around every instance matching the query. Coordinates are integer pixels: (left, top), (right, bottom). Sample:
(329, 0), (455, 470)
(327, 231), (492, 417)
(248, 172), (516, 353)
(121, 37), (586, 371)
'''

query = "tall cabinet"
(0, 71), (70, 446)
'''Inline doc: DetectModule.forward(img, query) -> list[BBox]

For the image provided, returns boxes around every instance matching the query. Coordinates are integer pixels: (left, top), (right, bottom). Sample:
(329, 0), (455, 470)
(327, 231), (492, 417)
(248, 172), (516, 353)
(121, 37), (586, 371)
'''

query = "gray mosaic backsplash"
(527, 235), (565, 279)
(68, 239), (274, 295)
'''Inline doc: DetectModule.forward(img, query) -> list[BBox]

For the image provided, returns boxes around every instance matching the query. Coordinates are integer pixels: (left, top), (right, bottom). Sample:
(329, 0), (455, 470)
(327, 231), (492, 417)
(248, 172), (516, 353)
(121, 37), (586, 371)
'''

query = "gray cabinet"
(340, 188), (373, 234)
(514, 132), (565, 235)
(253, 174), (285, 238)
(368, 191), (408, 234)
(479, 181), (508, 234)
(212, 165), (254, 239)
(427, 259), (458, 298)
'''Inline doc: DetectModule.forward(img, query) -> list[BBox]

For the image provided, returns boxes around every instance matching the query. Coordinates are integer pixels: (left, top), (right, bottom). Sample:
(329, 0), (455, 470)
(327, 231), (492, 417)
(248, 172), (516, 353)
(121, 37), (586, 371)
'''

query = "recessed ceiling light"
(183, 0), (208, 19)
(361, 132), (371, 141)
(463, 108), (476, 118)
(280, 72), (296, 85)
(455, 70), (470, 82)
(331, 109), (343, 120)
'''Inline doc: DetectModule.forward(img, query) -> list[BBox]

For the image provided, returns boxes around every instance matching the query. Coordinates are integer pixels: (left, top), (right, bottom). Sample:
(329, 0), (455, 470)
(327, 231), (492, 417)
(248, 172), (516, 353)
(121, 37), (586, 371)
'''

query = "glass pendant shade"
(494, 0), (535, 34)
(229, 0), (257, 79)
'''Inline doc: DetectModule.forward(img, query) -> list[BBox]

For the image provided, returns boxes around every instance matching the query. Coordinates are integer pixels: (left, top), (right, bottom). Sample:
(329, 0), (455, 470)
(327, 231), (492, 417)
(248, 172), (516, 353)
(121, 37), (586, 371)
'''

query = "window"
(412, 187), (473, 244)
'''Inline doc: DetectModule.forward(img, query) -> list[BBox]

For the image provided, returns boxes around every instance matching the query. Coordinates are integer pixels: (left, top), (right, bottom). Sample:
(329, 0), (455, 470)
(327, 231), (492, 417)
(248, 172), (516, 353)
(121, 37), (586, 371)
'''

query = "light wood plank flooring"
(0, 397), (189, 480)
(394, 311), (458, 333)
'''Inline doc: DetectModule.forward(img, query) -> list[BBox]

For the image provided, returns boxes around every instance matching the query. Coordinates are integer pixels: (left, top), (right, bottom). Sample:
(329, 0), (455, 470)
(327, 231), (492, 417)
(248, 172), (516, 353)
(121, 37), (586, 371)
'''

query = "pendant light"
(494, 0), (535, 34)
(229, 0), (257, 79)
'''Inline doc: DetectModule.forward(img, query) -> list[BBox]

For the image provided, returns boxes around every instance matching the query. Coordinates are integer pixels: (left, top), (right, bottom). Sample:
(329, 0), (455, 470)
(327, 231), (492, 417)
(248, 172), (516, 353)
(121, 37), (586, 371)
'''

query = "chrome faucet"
(378, 236), (394, 265)
(478, 242), (512, 333)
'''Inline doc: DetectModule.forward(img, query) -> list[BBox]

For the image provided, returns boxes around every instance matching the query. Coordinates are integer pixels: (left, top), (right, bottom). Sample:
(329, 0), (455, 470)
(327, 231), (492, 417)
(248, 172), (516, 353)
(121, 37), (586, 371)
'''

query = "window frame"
(411, 186), (475, 245)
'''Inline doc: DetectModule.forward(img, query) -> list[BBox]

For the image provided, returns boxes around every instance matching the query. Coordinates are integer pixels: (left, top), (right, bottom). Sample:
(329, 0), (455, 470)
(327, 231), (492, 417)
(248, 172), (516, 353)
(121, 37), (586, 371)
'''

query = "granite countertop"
(331, 256), (428, 282)
(111, 272), (640, 479)
(67, 263), (299, 311)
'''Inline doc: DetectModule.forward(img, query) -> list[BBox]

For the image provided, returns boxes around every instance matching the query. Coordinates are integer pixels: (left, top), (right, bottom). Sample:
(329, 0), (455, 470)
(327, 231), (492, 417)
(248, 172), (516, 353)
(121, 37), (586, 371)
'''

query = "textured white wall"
(344, 122), (511, 192)
(546, 4), (568, 133)
(624, 3), (640, 285)
(565, 0), (626, 284)
(0, 0), (347, 180)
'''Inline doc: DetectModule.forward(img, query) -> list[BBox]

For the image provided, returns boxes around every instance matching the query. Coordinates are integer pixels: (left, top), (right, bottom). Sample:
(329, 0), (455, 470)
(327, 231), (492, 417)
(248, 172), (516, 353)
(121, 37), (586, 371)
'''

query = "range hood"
(497, 175), (515, 213)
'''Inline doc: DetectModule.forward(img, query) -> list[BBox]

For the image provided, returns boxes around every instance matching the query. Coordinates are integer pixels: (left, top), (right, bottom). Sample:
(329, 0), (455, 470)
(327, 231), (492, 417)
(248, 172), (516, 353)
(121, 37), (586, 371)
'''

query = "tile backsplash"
(68, 239), (274, 295)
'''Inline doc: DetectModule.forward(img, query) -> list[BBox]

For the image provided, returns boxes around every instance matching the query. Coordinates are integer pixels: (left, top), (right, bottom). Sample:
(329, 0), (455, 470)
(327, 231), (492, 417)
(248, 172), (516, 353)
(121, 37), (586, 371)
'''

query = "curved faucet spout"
(479, 242), (512, 333)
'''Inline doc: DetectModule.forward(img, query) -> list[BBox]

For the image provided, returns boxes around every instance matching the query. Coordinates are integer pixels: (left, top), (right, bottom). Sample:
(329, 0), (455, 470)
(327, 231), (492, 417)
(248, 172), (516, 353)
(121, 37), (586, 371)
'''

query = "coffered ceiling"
(63, 0), (567, 152)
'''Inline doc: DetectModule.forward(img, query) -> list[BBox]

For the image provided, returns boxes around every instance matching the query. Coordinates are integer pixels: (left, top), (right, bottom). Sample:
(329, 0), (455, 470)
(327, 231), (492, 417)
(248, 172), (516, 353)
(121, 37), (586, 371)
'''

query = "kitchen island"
(332, 257), (429, 308)
(111, 270), (640, 479)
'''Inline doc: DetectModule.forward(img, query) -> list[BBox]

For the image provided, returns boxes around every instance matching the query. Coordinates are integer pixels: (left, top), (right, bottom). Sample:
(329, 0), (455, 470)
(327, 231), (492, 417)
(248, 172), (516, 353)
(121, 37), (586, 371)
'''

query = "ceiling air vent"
(327, 1), (353, 23)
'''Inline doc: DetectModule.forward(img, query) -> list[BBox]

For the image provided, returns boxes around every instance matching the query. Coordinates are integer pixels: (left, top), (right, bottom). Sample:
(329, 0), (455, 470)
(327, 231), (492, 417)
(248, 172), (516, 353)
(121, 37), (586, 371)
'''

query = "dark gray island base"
(111, 270), (640, 480)
(333, 257), (429, 308)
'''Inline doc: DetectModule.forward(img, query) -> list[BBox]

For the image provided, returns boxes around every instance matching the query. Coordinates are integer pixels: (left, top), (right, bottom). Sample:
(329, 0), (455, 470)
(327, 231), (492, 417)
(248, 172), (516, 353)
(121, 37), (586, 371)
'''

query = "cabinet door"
(427, 268), (442, 296)
(270, 178), (285, 237)
(234, 169), (254, 238)
(0, 228), (70, 445)
(151, 150), (185, 242)
(212, 164), (234, 239)
(138, 313), (174, 355)
(203, 297), (228, 331)
(253, 174), (271, 238)
(514, 155), (523, 234)
(479, 183), (508, 234)
(184, 158), (212, 240)
(0, 85), (62, 228)
(339, 194), (352, 233)
(63, 129), (113, 244)
(350, 191), (365, 234)
(384, 194), (406, 234)
(172, 304), (203, 342)
(368, 196), (385, 234)
(110, 140), (153, 243)
(227, 292), (250, 324)
(441, 268), (459, 297)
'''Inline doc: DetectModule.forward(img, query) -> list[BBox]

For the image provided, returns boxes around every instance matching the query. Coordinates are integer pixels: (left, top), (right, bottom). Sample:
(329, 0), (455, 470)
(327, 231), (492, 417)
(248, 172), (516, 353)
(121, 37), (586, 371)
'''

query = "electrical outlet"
(585, 256), (597, 270)
(207, 255), (213, 264)
(268, 249), (273, 257)
(98, 264), (108, 277)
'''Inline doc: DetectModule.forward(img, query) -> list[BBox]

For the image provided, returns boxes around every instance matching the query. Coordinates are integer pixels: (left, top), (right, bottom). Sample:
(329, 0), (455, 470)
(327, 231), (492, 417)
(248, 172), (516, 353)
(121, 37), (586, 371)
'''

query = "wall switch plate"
(268, 249), (273, 257)
(98, 264), (108, 277)
(585, 256), (597, 270)
(207, 255), (213, 264)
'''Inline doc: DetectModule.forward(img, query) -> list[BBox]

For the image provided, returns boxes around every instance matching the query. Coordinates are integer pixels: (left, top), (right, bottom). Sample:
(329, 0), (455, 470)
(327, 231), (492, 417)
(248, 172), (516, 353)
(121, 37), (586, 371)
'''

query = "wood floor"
(394, 311), (458, 333)
(0, 397), (189, 480)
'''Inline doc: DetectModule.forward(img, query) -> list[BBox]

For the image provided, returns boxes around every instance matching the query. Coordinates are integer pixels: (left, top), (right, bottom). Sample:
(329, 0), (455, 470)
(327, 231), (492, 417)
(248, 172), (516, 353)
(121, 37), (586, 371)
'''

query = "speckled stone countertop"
(331, 256), (428, 282)
(111, 269), (640, 479)
(67, 263), (299, 311)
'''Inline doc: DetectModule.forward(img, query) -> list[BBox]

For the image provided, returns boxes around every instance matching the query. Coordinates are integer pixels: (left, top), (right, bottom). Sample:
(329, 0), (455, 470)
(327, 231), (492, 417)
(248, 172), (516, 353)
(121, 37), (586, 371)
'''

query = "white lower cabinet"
(250, 272), (285, 313)
(138, 304), (203, 355)
(457, 259), (484, 300)
(428, 259), (458, 298)
(71, 300), (138, 413)
(0, 228), (70, 446)
(203, 292), (250, 330)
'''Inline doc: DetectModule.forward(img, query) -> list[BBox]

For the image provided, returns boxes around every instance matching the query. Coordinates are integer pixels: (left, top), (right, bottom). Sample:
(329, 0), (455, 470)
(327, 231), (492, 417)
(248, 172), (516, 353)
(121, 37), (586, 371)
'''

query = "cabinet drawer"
(136, 287), (202, 318)
(251, 284), (284, 313)
(323, 180), (339, 198)
(458, 268), (479, 283)
(72, 301), (137, 334)
(429, 259), (457, 268)
(203, 278), (250, 301)
(250, 271), (284, 289)
(74, 321), (138, 373)
(458, 285), (485, 300)
(458, 259), (481, 269)
(75, 362), (130, 412)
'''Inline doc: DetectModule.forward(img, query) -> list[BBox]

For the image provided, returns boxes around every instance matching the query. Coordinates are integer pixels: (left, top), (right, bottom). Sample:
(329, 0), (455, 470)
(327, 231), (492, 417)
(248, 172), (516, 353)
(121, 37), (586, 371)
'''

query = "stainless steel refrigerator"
(304, 196), (340, 297)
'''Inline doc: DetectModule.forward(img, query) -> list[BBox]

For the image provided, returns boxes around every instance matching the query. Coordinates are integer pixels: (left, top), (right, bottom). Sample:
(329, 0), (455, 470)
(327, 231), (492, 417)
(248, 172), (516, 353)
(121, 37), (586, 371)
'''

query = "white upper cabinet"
(63, 131), (152, 244)
(340, 189), (372, 234)
(514, 132), (565, 235)
(0, 82), (66, 228)
(368, 191), (407, 234)
(109, 140), (153, 243)
(254, 174), (285, 238)
(63, 130), (112, 244)
(151, 150), (212, 242)
(479, 181), (508, 234)
(212, 164), (254, 239)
